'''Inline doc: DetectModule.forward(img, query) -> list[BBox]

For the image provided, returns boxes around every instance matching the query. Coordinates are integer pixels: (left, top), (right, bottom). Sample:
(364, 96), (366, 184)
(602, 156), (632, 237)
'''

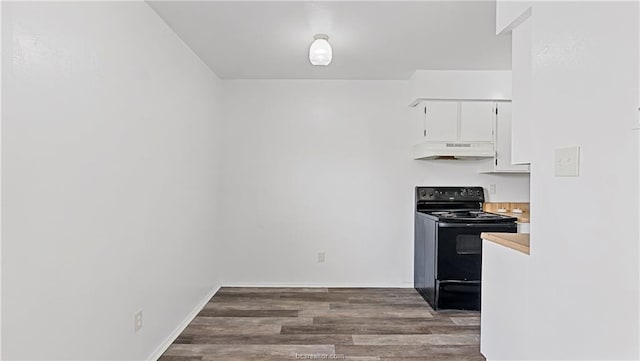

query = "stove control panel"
(416, 187), (485, 202)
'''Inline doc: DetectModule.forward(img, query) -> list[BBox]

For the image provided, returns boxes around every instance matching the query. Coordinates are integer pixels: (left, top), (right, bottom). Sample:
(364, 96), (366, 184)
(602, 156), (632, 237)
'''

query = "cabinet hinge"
(495, 158), (498, 166)
(495, 107), (498, 115)
(424, 106), (427, 114)
(424, 130), (427, 137)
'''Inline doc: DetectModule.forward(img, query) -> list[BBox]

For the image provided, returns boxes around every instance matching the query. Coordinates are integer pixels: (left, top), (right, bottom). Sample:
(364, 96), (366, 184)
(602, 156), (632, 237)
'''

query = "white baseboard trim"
(221, 282), (414, 288)
(147, 285), (220, 361)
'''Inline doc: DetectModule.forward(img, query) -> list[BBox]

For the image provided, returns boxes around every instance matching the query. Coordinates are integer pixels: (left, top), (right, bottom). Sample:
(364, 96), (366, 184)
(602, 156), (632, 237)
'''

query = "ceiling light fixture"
(309, 34), (332, 66)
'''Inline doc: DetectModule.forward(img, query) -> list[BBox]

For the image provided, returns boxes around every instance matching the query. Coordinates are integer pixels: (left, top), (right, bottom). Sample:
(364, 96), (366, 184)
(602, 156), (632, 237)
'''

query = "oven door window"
(456, 235), (482, 255)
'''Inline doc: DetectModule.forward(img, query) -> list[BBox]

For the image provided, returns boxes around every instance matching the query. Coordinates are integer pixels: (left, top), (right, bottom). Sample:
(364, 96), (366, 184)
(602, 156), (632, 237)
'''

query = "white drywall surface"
(219, 79), (530, 287)
(2, 2), (224, 359)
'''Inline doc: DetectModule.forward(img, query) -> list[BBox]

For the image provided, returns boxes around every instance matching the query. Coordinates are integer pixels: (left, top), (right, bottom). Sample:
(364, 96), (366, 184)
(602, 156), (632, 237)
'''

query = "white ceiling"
(147, 1), (511, 80)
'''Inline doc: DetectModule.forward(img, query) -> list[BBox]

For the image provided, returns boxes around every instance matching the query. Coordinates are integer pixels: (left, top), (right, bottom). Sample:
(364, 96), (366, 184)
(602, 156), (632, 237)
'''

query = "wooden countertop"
(481, 232), (530, 255)
(483, 202), (530, 223)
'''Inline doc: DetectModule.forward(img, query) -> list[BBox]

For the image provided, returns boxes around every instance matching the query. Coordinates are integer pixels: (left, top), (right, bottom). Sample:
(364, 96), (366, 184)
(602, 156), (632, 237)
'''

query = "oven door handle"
(438, 222), (516, 228)
(438, 280), (481, 284)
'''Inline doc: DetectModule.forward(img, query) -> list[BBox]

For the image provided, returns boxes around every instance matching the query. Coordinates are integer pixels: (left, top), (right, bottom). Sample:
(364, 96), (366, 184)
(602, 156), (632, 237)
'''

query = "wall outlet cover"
(317, 252), (325, 263)
(555, 146), (580, 177)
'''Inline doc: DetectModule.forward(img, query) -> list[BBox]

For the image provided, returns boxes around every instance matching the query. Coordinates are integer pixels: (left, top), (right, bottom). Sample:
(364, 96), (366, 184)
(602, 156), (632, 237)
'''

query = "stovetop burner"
(415, 187), (518, 223)
(422, 210), (517, 222)
(430, 210), (496, 217)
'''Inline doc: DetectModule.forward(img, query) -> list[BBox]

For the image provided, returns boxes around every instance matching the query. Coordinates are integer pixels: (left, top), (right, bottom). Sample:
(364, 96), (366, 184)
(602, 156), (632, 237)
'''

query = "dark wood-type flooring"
(159, 287), (485, 361)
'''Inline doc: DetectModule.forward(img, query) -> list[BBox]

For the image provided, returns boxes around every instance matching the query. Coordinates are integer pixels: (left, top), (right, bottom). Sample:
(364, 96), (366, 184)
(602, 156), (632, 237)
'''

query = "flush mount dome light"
(309, 34), (332, 66)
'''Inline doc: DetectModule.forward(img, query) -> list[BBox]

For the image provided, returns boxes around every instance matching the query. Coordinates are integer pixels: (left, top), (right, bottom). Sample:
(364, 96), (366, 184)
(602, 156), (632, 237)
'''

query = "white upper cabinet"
(411, 100), (496, 160)
(409, 103), (427, 146)
(495, 102), (516, 170)
(479, 102), (530, 173)
(407, 71), (516, 161)
(424, 101), (458, 142)
(460, 102), (496, 142)
(416, 100), (497, 143)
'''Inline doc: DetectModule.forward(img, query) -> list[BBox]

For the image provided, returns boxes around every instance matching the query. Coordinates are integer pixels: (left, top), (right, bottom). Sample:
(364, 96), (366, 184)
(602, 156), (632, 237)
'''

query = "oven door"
(436, 222), (516, 281)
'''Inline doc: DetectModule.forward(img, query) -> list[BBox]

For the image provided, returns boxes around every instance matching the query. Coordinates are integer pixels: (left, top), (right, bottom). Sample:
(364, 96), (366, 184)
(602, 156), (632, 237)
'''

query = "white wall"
(409, 70), (512, 102)
(483, 1), (640, 360)
(2, 2), (223, 360)
(510, 16), (533, 164)
(495, 1), (532, 35)
(527, 1), (639, 358)
(219, 80), (530, 287)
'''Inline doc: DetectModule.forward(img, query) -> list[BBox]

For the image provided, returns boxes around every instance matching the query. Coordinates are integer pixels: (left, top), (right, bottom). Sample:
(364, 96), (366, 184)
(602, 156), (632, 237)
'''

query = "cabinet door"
(410, 104), (427, 145)
(481, 240), (530, 359)
(460, 102), (495, 142)
(495, 103), (530, 172)
(424, 101), (458, 142)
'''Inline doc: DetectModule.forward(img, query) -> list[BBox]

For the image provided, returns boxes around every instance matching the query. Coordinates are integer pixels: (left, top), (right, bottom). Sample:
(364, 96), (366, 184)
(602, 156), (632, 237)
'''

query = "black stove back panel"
(416, 186), (484, 202)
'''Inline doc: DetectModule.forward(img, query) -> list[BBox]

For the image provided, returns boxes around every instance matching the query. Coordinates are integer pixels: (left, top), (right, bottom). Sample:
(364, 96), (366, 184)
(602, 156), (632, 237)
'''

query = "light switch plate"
(555, 146), (580, 177)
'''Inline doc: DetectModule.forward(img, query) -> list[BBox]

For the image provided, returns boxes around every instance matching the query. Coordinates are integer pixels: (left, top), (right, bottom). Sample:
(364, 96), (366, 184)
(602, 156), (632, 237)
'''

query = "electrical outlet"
(317, 252), (325, 263)
(555, 146), (580, 177)
(489, 184), (496, 194)
(134, 310), (143, 332)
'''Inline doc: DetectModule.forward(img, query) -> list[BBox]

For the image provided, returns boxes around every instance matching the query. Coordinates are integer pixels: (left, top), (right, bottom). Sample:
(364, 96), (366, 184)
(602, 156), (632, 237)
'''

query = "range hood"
(413, 142), (494, 160)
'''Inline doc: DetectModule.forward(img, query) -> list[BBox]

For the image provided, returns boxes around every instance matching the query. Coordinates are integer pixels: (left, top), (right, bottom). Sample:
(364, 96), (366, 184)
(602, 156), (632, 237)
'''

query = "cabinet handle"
(424, 106), (427, 138)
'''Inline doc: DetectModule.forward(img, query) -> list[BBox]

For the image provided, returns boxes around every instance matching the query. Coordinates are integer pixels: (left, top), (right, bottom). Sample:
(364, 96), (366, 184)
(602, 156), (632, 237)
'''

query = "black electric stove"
(414, 186), (517, 311)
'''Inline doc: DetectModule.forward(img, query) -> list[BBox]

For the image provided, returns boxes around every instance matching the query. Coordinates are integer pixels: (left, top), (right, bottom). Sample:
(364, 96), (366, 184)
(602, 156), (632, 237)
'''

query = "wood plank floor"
(159, 287), (484, 361)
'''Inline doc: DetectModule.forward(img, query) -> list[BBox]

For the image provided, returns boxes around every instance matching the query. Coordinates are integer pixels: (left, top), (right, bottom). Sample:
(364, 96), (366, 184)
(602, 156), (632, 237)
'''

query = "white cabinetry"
(409, 103), (427, 146)
(424, 101), (458, 142)
(479, 102), (530, 173)
(460, 102), (495, 142)
(481, 240), (530, 360)
(412, 100), (498, 160)
(517, 222), (530, 233)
